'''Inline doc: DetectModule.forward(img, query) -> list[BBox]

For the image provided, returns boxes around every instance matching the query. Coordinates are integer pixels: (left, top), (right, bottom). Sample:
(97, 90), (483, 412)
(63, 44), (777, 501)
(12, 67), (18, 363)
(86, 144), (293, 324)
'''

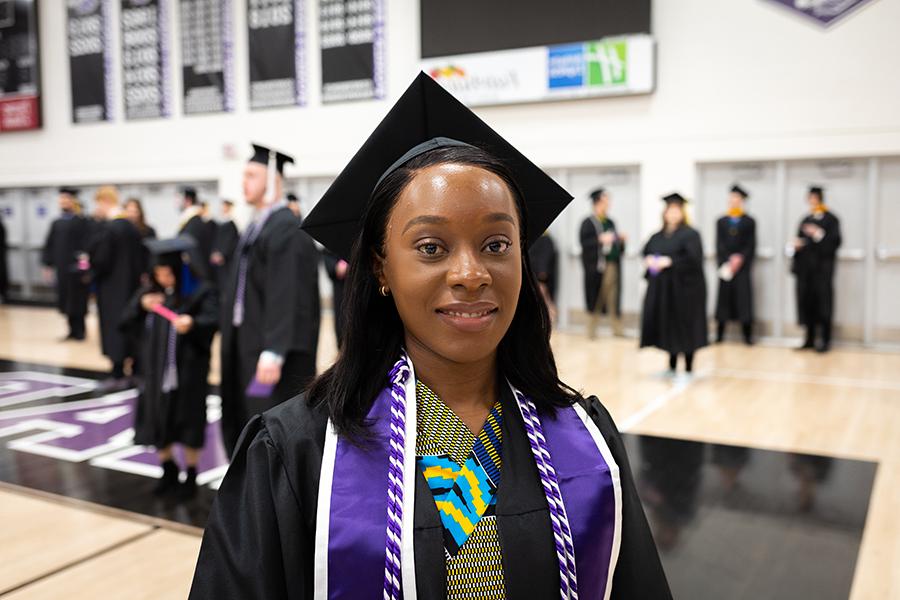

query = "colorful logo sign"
(548, 40), (628, 90)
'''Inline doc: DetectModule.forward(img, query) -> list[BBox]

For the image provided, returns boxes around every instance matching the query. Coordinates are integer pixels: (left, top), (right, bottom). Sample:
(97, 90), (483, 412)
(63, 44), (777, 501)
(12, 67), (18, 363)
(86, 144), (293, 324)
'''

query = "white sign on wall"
(420, 34), (655, 107)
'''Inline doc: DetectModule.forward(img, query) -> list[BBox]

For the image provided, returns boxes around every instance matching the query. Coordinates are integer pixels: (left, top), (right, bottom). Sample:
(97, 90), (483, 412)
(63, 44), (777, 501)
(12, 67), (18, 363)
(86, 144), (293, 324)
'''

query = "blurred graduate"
(580, 188), (626, 338)
(714, 185), (756, 345)
(640, 193), (708, 375)
(191, 73), (670, 600)
(41, 187), (91, 340)
(792, 186), (842, 352)
(121, 237), (218, 500)
(218, 144), (320, 456)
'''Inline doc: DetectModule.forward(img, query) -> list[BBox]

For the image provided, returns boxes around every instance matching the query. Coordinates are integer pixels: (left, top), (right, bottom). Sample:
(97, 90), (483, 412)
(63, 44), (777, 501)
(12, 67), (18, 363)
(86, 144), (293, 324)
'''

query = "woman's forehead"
(392, 164), (518, 222)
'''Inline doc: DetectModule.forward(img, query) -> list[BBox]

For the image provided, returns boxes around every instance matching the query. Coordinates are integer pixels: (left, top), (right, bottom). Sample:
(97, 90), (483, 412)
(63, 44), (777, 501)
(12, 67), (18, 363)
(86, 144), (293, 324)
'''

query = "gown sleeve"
(581, 397), (673, 600)
(189, 415), (309, 600)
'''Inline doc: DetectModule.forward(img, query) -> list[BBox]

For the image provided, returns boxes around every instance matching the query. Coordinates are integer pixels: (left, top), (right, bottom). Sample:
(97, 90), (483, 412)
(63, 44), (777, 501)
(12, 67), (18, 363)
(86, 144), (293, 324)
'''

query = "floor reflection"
(624, 435), (876, 600)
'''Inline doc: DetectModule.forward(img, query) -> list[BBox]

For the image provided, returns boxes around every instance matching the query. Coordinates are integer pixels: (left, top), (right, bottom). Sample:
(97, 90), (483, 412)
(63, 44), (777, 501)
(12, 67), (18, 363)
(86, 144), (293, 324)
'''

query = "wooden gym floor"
(0, 304), (897, 599)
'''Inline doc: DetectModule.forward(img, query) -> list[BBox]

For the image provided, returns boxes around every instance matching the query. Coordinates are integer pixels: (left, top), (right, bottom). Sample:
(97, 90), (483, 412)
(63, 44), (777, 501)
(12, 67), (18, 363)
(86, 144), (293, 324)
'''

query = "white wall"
(1, 0), (899, 241)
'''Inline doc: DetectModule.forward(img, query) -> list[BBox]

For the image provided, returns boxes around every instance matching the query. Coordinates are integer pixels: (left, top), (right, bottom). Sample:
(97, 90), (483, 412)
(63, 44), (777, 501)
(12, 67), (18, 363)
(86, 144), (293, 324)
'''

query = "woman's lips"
(435, 305), (499, 333)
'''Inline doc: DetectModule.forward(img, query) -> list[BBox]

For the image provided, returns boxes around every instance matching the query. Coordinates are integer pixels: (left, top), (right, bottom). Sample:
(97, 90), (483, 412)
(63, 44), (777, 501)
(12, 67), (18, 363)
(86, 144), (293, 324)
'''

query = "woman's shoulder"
(257, 392), (330, 456)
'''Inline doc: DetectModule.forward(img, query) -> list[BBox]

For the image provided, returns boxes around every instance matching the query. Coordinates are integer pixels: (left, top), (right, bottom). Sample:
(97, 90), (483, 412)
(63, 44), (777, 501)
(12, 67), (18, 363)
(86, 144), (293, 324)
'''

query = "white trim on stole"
(400, 358), (419, 599)
(573, 402), (623, 600)
(313, 420), (339, 600)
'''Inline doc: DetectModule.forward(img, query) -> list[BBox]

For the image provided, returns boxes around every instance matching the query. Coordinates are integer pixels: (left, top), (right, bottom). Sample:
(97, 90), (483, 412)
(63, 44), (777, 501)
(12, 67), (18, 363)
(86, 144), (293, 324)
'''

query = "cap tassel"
(264, 150), (277, 204)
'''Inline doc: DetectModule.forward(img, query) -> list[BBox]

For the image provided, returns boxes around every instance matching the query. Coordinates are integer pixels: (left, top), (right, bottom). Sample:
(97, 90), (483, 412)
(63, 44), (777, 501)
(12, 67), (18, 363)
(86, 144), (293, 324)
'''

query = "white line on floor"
(618, 370), (709, 432)
(712, 368), (900, 392)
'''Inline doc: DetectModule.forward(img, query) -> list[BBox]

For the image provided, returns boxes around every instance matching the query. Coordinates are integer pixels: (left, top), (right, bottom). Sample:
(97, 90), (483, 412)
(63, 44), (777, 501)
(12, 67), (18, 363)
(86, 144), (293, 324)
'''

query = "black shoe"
(154, 460), (180, 496)
(816, 343), (830, 353)
(176, 467), (198, 502)
(795, 341), (815, 351)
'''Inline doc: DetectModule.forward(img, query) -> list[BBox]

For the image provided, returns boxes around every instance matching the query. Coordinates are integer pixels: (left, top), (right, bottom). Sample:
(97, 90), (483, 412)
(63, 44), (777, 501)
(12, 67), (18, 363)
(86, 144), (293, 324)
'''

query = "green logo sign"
(586, 40), (627, 87)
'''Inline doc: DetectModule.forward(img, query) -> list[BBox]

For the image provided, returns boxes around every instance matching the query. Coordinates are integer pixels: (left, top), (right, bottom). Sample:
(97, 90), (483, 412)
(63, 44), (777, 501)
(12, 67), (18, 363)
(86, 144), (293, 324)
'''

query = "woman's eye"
(417, 242), (442, 256)
(485, 240), (511, 254)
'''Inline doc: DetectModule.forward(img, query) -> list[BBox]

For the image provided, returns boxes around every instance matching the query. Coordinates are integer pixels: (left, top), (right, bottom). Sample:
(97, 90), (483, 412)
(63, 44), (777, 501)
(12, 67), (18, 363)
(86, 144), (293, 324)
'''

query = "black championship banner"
(319, 0), (383, 103)
(180, 0), (234, 114)
(0, 0), (41, 131)
(68, 0), (112, 123)
(247, 0), (305, 109)
(121, 0), (171, 120)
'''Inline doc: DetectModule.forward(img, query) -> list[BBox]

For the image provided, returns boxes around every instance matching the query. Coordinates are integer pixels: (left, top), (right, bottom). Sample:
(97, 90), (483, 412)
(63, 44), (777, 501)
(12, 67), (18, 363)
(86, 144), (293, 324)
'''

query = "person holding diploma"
(714, 184), (756, 345)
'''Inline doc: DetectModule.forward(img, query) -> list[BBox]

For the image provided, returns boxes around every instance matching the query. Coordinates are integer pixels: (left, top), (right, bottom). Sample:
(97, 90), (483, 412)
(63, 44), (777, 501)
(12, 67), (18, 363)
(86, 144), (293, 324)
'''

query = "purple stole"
(314, 378), (622, 600)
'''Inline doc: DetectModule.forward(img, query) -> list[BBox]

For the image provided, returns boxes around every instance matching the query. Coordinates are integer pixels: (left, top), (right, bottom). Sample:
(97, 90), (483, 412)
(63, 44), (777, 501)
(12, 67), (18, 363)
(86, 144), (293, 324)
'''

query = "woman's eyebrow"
(402, 215), (448, 233)
(484, 212), (516, 225)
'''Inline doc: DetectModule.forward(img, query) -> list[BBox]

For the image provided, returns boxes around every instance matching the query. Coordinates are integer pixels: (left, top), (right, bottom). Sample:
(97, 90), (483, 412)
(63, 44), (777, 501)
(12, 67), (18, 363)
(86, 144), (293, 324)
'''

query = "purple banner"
(764, 0), (876, 26)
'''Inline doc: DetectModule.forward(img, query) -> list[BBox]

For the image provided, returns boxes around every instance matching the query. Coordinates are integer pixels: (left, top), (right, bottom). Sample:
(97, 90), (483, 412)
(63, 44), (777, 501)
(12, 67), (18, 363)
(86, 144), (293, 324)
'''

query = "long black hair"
(307, 145), (581, 440)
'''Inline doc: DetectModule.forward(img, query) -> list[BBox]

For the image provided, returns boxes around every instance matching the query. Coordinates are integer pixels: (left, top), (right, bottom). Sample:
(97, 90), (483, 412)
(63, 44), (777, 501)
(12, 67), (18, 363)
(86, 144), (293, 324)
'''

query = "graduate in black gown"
(792, 186), (842, 352)
(121, 237), (218, 500)
(210, 200), (239, 289)
(178, 187), (215, 264)
(640, 193), (708, 374)
(529, 231), (558, 321)
(88, 186), (145, 390)
(580, 189), (626, 338)
(218, 144), (321, 456)
(41, 188), (91, 340)
(323, 251), (348, 346)
(191, 73), (670, 600)
(714, 185), (756, 345)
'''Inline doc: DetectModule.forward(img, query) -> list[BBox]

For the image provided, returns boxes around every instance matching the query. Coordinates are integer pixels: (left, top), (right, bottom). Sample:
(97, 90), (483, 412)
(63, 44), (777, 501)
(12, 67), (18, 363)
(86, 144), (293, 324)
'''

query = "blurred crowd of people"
(16, 144), (842, 502)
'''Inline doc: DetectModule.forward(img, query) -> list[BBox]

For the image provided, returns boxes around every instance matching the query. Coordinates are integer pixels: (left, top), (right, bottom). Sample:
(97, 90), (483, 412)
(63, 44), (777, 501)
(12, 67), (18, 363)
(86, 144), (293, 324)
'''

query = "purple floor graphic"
(0, 371), (97, 408)
(0, 379), (230, 489)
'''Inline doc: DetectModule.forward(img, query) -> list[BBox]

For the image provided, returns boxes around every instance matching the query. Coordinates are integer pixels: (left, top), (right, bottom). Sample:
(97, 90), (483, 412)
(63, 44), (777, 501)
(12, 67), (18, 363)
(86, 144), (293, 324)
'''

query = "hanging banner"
(121, 0), (171, 120)
(68, 0), (114, 123)
(762, 0), (877, 27)
(319, 0), (384, 103)
(0, 0), (41, 132)
(247, 0), (305, 109)
(421, 34), (655, 107)
(180, 0), (235, 114)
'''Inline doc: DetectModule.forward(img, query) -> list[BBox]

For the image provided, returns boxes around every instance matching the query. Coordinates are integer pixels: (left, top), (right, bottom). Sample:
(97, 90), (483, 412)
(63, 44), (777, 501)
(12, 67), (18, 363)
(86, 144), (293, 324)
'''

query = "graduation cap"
(181, 187), (198, 202)
(59, 187), (80, 197)
(730, 184), (748, 199)
(249, 143), (295, 204)
(808, 185), (825, 200)
(301, 72), (573, 259)
(144, 235), (197, 259)
(662, 193), (688, 205)
(589, 188), (606, 202)
(144, 236), (207, 290)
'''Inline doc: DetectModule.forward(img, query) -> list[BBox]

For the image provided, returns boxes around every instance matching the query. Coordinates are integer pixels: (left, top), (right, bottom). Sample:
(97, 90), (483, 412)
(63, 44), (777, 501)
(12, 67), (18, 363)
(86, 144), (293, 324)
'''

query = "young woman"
(640, 194), (709, 375)
(190, 74), (670, 599)
(121, 237), (218, 500)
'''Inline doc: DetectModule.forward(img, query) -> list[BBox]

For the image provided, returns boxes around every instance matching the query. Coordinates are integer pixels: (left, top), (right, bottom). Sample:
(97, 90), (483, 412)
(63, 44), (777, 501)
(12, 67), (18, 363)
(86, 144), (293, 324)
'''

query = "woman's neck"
(405, 335), (498, 434)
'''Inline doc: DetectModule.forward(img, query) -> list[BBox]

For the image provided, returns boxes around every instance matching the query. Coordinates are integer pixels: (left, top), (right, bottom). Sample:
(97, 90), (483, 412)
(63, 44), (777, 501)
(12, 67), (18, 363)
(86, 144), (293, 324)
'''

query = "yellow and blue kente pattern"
(415, 382), (503, 556)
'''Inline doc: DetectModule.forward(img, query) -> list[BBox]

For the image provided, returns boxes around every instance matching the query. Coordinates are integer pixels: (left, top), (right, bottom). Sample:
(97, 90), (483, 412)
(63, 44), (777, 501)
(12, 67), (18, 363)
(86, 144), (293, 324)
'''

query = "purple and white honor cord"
(384, 355), (411, 600)
(515, 390), (580, 600)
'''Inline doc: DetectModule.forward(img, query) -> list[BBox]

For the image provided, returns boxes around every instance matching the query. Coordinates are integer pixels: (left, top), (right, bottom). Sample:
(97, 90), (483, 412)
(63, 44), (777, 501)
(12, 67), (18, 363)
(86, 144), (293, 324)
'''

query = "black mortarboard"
(249, 144), (294, 176)
(59, 187), (80, 196)
(662, 192), (687, 205)
(730, 184), (748, 199)
(286, 193), (299, 203)
(589, 188), (606, 202)
(144, 236), (197, 258)
(301, 72), (573, 259)
(808, 186), (824, 199)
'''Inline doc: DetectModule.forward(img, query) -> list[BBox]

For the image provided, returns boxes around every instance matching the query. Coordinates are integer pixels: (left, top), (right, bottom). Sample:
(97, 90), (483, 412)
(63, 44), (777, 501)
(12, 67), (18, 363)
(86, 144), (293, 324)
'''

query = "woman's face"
(124, 201), (140, 223)
(153, 265), (176, 290)
(378, 163), (522, 365)
(664, 204), (684, 227)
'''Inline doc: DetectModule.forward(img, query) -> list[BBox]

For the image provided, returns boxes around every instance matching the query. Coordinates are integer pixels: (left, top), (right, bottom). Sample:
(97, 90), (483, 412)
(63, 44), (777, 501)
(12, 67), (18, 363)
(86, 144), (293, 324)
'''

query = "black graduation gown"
(189, 389), (672, 599)
(121, 283), (219, 448)
(791, 211), (841, 327)
(714, 215), (756, 324)
(41, 214), (91, 315)
(640, 226), (708, 355)
(212, 220), (240, 287)
(529, 234), (558, 301)
(0, 215), (7, 299)
(89, 218), (145, 362)
(181, 214), (216, 264)
(219, 206), (321, 455)
(580, 217), (624, 315)
(323, 251), (346, 345)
